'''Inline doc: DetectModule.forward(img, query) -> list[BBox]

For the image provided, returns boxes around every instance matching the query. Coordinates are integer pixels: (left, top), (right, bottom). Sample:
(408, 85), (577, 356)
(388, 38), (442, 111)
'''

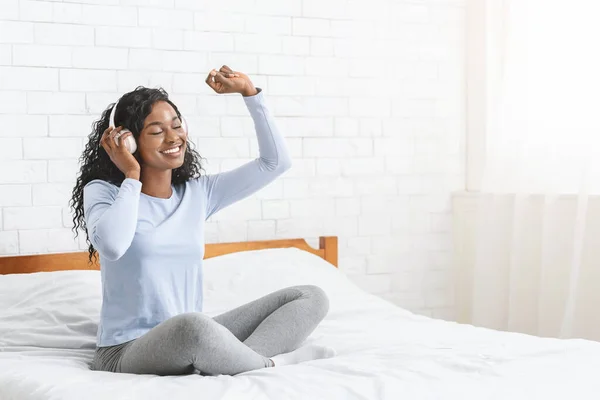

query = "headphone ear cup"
(113, 129), (137, 153)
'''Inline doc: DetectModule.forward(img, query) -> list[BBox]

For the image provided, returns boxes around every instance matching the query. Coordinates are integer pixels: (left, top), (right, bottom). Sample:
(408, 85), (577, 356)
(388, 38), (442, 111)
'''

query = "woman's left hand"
(205, 65), (258, 97)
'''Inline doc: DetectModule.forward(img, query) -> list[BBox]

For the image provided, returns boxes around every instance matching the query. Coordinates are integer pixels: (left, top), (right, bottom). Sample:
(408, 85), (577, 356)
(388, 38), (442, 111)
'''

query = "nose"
(165, 128), (180, 144)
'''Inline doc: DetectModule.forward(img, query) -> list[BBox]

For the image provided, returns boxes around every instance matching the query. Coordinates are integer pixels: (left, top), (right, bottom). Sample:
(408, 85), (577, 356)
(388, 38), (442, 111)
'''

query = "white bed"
(1, 247), (600, 400)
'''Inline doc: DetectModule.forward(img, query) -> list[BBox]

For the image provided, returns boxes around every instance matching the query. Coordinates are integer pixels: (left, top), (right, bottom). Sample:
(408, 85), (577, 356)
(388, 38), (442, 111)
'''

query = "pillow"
(0, 247), (379, 350)
(202, 247), (379, 316)
(0, 269), (101, 350)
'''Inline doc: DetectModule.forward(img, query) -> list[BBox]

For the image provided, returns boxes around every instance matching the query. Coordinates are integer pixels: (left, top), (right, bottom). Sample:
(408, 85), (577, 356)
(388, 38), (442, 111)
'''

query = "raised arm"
(83, 178), (142, 261)
(199, 86), (291, 219)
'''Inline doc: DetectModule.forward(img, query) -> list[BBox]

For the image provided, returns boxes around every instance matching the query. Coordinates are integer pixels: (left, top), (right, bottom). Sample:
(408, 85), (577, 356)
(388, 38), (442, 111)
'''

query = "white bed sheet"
(1, 248), (600, 400)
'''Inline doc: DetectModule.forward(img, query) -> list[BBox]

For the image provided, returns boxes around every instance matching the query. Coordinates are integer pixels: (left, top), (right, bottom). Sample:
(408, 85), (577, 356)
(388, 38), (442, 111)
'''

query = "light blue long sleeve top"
(83, 88), (291, 347)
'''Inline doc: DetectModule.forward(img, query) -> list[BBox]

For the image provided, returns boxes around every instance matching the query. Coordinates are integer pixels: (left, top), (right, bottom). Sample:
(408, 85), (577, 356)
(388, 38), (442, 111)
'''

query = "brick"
(0, 44), (10, 65)
(234, 34), (281, 55)
(0, 21), (33, 43)
(34, 23), (94, 46)
(85, 93), (120, 114)
(334, 118), (359, 137)
(284, 159), (315, 178)
(80, 4), (137, 26)
(220, 117), (254, 137)
(303, 138), (372, 157)
(331, 20), (376, 39)
(0, 115), (47, 137)
(217, 220), (248, 242)
(4, 206), (62, 230)
(358, 215), (392, 236)
(48, 160), (79, 183)
(53, 3), (83, 24)
(275, 217), (322, 238)
(275, 117), (331, 137)
(32, 183), (73, 206)
(254, 0), (301, 16)
(305, 57), (348, 77)
(195, 138), (249, 158)
(49, 116), (96, 137)
(139, 8), (193, 29)
(355, 176), (397, 195)
(316, 158), (341, 176)
(13, 44), (72, 67)
(308, 177), (354, 197)
(0, 232), (19, 255)
(164, 51), (208, 73)
(345, 236), (371, 255)
(185, 31), (234, 52)
(27, 92), (87, 115)
(194, 12), (246, 32)
(349, 98), (391, 117)
(292, 18), (330, 36)
(310, 37), (334, 56)
(60, 69), (117, 92)
(258, 55), (304, 75)
(20, 0), (53, 21)
(366, 254), (398, 274)
(63, 0), (119, 4)
(269, 96), (303, 117)
(0, 67), (58, 91)
(245, 16), (291, 35)
(118, 71), (173, 92)
(96, 26), (152, 48)
(282, 178), (309, 199)
(290, 198), (334, 217)
(0, 161), (46, 184)
(185, 116), (219, 138)
(0, 138), (22, 160)
(19, 229), (79, 254)
(305, 97), (347, 117)
(247, 220), (276, 240)
(386, 157), (413, 175)
(391, 270), (424, 292)
(24, 138), (83, 160)
(207, 53), (258, 75)
(374, 137), (414, 156)
(122, 0), (174, 6)
(335, 198), (360, 216)
(261, 200), (289, 219)
(0, 92), (26, 114)
(196, 95), (227, 116)
(0, 185), (31, 207)
(71, 47), (128, 69)
(3, 0), (18, 20)
(340, 158), (384, 176)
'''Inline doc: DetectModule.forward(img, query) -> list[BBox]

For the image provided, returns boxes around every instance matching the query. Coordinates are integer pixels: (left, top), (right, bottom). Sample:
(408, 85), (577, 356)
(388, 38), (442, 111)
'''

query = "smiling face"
(136, 100), (187, 171)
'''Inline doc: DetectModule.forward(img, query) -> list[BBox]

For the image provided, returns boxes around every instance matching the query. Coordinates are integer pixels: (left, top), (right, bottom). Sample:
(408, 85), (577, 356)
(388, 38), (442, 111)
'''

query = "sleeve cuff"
(119, 178), (142, 194)
(243, 87), (266, 111)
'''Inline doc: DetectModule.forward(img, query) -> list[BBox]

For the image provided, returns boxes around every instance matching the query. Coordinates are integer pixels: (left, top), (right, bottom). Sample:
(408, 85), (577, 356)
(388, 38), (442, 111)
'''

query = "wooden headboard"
(0, 236), (337, 275)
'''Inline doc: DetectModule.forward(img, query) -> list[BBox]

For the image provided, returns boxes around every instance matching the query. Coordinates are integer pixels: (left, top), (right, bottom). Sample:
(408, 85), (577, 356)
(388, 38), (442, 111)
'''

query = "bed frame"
(0, 236), (338, 275)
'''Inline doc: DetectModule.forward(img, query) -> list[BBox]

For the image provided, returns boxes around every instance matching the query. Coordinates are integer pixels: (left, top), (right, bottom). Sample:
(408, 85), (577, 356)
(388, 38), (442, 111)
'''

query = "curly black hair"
(69, 86), (204, 264)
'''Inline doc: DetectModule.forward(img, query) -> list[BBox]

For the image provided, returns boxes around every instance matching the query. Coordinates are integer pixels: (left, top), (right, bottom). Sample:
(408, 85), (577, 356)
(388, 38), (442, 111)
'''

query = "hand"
(205, 65), (258, 97)
(100, 126), (141, 179)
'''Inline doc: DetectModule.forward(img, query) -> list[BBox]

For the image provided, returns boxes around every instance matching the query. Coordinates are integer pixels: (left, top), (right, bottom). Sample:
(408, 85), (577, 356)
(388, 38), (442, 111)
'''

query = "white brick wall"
(0, 0), (466, 320)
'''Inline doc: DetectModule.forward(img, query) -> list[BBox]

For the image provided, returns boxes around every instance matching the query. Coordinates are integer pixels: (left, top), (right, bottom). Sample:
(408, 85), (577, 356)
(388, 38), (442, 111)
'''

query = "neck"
(140, 167), (173, 199)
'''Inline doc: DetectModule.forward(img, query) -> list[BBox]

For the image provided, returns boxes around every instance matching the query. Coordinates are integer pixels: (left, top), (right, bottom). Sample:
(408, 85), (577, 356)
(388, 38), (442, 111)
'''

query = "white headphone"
(108, 99), (189, 154)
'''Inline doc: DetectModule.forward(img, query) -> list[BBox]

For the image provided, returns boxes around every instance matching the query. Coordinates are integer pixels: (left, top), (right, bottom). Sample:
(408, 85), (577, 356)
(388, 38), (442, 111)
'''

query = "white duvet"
(1, 248), (600, 400)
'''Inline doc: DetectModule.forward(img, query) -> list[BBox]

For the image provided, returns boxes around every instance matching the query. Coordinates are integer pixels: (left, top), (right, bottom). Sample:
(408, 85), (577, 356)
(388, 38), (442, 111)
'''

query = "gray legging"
(91, 285), (329, 376)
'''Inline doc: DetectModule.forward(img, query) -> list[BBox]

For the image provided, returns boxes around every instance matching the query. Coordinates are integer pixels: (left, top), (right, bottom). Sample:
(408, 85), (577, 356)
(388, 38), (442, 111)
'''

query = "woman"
(70, 66), (335, 376)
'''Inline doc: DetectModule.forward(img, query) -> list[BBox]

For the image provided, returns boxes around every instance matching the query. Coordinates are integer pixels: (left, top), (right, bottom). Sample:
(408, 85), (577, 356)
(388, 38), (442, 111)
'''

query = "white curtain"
(466, 0), (600, 341)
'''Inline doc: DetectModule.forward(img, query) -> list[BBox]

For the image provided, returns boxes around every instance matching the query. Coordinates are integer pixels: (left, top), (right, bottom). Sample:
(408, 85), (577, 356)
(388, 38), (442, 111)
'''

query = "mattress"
(1, 248), (599, 400)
